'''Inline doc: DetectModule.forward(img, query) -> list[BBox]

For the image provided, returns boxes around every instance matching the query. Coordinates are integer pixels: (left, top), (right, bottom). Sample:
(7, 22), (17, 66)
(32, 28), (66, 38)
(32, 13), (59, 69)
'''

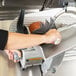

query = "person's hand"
(44, 29), (62, 45)
(4, 50), (21, 63)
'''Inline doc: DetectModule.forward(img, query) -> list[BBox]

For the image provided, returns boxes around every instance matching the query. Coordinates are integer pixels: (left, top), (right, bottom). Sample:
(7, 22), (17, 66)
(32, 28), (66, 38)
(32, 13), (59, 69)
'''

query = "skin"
(4, 29), (61, 62)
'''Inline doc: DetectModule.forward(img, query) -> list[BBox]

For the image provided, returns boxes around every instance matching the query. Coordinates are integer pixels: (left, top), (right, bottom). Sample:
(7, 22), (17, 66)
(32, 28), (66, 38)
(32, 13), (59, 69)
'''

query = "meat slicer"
(10, 6), (76, 76)
(13, 9), (60, 71)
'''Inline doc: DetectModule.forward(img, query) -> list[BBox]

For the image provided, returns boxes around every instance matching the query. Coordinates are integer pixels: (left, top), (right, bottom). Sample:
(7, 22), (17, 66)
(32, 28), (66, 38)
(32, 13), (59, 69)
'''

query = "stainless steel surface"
(0, 0), (43, 20)
(41, 52), (65, 75)
(20, 46), (45, 69)
(0, 0), (76, 20)
(43, 25), (76, 58)
(0, 7), (76, 76)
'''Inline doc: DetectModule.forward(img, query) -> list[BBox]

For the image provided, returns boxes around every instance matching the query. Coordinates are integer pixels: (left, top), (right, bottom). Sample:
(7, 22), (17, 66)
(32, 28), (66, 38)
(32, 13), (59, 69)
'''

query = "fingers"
(4, 50), (21, 63)
(54, 38), (61, 45)
(4, 50), (13, 60)
(9, 51), (13, 60)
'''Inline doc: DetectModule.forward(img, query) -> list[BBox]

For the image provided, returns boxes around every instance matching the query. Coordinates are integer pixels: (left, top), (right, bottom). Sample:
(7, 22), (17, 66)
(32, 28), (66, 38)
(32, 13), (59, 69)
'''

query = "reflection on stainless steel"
(29, 70), (32, 76)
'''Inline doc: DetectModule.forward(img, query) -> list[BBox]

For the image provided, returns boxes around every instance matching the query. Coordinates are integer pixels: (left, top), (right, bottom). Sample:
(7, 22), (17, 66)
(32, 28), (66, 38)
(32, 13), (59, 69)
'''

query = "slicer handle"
(14, 52), (21, 60)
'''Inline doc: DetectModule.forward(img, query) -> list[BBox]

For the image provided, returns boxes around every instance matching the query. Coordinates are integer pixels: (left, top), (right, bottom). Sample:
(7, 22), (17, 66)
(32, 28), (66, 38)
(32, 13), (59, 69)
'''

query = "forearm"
(5, 32), (46, 50)
(5, 29), (61, 50)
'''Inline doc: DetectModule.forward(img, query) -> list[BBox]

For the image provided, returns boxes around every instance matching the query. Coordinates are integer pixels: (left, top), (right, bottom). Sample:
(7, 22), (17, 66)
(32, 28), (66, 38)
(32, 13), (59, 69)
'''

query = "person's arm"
(0, 29), (61, 62)
(5, 29), (61, 50)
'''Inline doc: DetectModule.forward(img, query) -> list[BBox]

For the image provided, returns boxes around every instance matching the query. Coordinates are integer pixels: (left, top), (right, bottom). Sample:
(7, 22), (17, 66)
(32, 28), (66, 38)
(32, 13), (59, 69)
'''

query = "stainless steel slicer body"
(19, 46), (45, 69)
